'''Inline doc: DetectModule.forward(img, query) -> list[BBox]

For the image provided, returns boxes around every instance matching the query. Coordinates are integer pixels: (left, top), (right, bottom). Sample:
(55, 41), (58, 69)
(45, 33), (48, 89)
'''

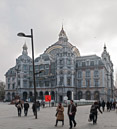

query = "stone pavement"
(0, 102), (117, 129)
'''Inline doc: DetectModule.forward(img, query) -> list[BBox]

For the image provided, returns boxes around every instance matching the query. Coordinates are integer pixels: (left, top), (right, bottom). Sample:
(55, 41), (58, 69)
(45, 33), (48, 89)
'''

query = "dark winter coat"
(90, 104), (102, 115)
(68, 104), (77, 116)
(24, 102), (29, 110)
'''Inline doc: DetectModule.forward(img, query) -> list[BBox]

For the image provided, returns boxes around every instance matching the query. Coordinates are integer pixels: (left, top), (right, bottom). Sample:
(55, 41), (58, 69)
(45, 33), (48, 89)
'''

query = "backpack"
(17, 103), (21, 108)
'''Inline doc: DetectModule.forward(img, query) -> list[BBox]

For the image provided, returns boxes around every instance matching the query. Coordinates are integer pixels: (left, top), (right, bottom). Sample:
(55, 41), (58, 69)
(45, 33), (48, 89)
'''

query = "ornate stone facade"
(5, 27), (114, 102)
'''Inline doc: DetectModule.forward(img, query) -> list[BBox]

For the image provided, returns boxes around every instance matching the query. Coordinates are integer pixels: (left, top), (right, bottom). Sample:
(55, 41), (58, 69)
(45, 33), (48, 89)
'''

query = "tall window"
(8, 84), (10, 89)
(86, 79), (90, 87)
(23, 80), (27, 87)
(86, 70), (90, 77)
(59, 77), (64, 85)
(94, 70), (99, 77)
(78, 71), (82, 78)
(8, 78), (10, 82)
(67, 77), (71, 86)
(90, 61), (94, 66)
(77, 61), (81, 67)
(39, 81), (43, 87)
(12, 84), (15, 89)
(94, 79), (99, 87)
(82, 62), (86, 67)
(67, 59), (71, 65)
(59, 59), (63, 65)
(45, 81), (49, 87)
(23, 65), (27, 70)
(78, 80), (82, 87)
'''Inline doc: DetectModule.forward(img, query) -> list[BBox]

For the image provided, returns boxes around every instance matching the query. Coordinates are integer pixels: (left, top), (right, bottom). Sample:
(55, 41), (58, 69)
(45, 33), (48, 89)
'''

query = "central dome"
(44, 27), (80, 57)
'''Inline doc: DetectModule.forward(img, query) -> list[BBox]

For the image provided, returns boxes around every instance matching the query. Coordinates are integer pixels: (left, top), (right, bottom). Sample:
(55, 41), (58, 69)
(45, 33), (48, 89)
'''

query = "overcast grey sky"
(0, 0), (117, 82)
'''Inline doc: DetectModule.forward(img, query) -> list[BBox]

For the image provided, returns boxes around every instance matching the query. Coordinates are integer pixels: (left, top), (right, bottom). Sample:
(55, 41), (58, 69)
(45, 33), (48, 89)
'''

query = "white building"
(5, 27), (114, 102)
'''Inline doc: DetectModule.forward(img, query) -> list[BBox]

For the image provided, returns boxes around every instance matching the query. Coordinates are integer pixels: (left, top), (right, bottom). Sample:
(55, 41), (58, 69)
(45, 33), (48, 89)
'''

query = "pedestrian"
(36, 101), (40, 111)
(24, 100), (29, 116)
(55, 103), (64, 127)
(98, 101), (102, 110)
(113, 101), (116, 110)
(102, 100), (105, 112)
(68, 100), (77, 129)
(89, 102), (102, 124)
(41, 100), (45, 108)
(110, 101), (112, 110)
(106, 101), (110, 112)
(15, 100), (23, 117)
(32, 102), (36, 116)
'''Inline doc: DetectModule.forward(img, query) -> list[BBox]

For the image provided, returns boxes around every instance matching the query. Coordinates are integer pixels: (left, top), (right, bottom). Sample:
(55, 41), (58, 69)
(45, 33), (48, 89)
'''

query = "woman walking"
(55, 103), (64, 127)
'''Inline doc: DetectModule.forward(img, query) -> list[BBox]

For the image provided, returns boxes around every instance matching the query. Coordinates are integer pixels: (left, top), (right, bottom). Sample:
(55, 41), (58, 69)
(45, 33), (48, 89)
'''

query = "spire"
(22, 42), (28, 55)
(59, 25), (68, 42)
(104, 43), (106, 51)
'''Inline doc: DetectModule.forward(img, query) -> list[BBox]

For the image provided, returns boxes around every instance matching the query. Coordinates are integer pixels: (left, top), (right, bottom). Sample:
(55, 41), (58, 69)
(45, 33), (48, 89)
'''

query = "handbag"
(55, 111), (58, 117)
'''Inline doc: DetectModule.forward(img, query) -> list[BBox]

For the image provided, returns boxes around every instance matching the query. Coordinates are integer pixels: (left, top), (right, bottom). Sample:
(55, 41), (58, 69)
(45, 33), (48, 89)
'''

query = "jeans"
(17, 108), (22, 116)
(69, 115), (76, 128)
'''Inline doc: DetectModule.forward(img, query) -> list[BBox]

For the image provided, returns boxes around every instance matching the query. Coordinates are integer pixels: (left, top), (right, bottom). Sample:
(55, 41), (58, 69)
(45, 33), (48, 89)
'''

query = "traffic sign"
(45, 95), (51, 102)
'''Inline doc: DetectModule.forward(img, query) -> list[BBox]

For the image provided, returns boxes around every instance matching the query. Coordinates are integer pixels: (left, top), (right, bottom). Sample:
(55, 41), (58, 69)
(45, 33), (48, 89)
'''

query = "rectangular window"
(86, 61), (90, 66)
(45, 69), (49, 75)
(45, 64), (49, 68)
(51, 81), (55, 87)
(45, 81), (49, 87)
(86, 70), (90, 77)
(82, 62), (86, 67)
(78, 71), (82, 78)
(59, 77), (64, 85)
(86, 80), (90, 87)
(29, 82), (32, 87)
(67, 77), (71, 86)
(23, 80), (27, 87)
(8, 78), (10, 82)
(94, 79), (99, 87)
(12, 84), (15, 89)
(90, 61), (94, 66)
(39, 81), (43, 87)
(94, 70), (99, 77)
(67, 59), (71, 65)
(23, 65), (27, 70)
(78, 80), (82, 87)
(18, 81), (20, 86)
(59, 59), (64, 65)
(8, 84), (10, 89)
(39, 64), (44, 69)
(12, 78), (15, 81)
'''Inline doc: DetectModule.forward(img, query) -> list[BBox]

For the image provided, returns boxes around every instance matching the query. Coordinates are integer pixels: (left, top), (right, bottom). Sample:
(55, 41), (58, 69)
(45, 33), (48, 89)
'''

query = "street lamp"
(17, 29), (37, 119)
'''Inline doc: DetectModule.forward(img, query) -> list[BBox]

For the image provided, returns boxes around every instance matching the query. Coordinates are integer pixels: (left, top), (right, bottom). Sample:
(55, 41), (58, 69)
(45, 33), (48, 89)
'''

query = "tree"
(0, 81), (5, 101)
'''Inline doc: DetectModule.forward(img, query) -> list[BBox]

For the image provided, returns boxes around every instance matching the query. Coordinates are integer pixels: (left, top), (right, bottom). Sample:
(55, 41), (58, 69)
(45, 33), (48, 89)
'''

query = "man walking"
(24, 100), (29, 116)
(15, 100), (23, 117)
(102, 100), (105, 112)
(68, 100), (77, 129)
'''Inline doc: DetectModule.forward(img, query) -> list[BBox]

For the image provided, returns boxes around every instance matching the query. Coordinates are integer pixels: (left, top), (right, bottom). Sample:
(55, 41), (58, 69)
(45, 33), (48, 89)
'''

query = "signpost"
(45, 95), (51, 107)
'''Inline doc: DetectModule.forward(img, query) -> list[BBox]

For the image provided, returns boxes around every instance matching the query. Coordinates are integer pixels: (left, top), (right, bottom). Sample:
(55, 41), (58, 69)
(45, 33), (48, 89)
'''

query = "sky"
(0, 0), (117, 83)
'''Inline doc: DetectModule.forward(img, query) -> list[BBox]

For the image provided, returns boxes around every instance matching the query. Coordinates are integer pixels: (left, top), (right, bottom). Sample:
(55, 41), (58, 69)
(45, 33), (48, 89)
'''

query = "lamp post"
(17, 29), (37, 119)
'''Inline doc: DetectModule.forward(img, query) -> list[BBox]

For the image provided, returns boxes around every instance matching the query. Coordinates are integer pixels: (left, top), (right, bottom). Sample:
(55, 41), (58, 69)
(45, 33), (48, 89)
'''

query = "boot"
(55, 120), (58, 126)
(62, 120), (64, 126)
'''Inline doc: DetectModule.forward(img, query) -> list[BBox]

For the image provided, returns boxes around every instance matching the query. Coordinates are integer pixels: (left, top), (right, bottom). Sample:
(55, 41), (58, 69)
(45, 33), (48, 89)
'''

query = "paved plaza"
(0, 102), (117, 129)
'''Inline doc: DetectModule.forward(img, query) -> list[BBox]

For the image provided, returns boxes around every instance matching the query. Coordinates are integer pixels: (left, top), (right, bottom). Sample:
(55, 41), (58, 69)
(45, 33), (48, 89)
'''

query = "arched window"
(78, 91), (83, 100)
(94, 91), (100, 100)
(67, 91), (72, 100)
(85, 91), (91, 100)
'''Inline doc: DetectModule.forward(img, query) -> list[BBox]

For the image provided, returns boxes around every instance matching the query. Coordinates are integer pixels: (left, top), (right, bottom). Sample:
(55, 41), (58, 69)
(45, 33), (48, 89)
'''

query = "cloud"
(0, 0), (117, 81)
